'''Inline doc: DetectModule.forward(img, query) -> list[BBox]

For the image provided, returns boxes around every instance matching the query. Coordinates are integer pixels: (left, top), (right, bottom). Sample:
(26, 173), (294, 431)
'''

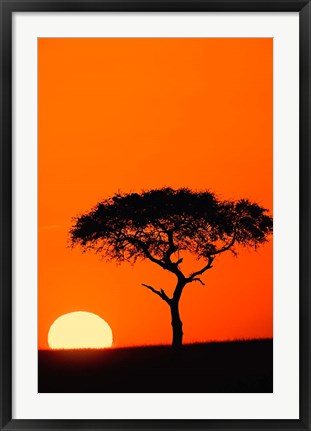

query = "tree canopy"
(70, 187), (273, 268)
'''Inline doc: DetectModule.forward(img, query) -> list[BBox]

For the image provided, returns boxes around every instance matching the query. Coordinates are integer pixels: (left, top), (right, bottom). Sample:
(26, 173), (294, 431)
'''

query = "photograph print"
(38, 37), (273, 393)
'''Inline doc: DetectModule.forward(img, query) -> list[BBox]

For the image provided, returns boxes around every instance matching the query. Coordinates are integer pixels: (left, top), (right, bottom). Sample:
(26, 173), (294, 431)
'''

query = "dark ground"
(38, 339), (273, 393)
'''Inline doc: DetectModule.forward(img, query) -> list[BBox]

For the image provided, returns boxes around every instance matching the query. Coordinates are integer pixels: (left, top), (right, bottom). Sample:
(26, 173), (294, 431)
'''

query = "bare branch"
(142, 283), (171, 304)
(210, 231), (236, 256)
(188, 255), (214, 280)
(187, 232), (236, 282)
(191, 277), (205, 286)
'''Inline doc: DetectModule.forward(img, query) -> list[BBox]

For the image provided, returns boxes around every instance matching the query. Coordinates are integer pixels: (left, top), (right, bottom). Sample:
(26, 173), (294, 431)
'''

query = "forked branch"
(189, 255), (214, 280)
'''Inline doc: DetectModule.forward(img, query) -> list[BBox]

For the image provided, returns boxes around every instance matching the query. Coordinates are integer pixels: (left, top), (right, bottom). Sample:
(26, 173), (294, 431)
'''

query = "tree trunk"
(170, 300), (183, 348)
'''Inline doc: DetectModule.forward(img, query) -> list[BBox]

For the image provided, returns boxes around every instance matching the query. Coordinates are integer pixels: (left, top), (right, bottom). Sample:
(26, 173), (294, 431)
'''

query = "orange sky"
(38, 38), (273, 350)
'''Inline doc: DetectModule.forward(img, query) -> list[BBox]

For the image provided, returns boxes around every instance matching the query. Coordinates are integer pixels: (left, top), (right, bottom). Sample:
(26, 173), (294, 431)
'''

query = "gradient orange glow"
(38, 38), (273, 350)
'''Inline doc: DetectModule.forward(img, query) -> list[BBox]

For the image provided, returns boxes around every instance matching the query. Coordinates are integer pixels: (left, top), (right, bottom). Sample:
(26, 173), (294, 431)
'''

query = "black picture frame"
(1, 0), (310, 429)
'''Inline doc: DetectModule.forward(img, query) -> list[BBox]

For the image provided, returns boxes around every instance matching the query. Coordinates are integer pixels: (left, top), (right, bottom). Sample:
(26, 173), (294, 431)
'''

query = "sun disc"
(48, 311), (113, 349)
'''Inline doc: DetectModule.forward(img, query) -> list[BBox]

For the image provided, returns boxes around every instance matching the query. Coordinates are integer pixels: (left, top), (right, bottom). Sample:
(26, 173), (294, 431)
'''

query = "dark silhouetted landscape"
(38, 339), (273, 393)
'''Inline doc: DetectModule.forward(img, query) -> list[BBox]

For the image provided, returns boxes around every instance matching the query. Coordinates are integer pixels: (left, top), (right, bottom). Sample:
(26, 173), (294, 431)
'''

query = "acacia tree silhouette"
(70, 188), (273, 348)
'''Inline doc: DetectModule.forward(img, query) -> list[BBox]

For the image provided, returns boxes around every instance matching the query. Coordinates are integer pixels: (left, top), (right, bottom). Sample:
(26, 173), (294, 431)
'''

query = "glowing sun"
(48, 311), (113, 349)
